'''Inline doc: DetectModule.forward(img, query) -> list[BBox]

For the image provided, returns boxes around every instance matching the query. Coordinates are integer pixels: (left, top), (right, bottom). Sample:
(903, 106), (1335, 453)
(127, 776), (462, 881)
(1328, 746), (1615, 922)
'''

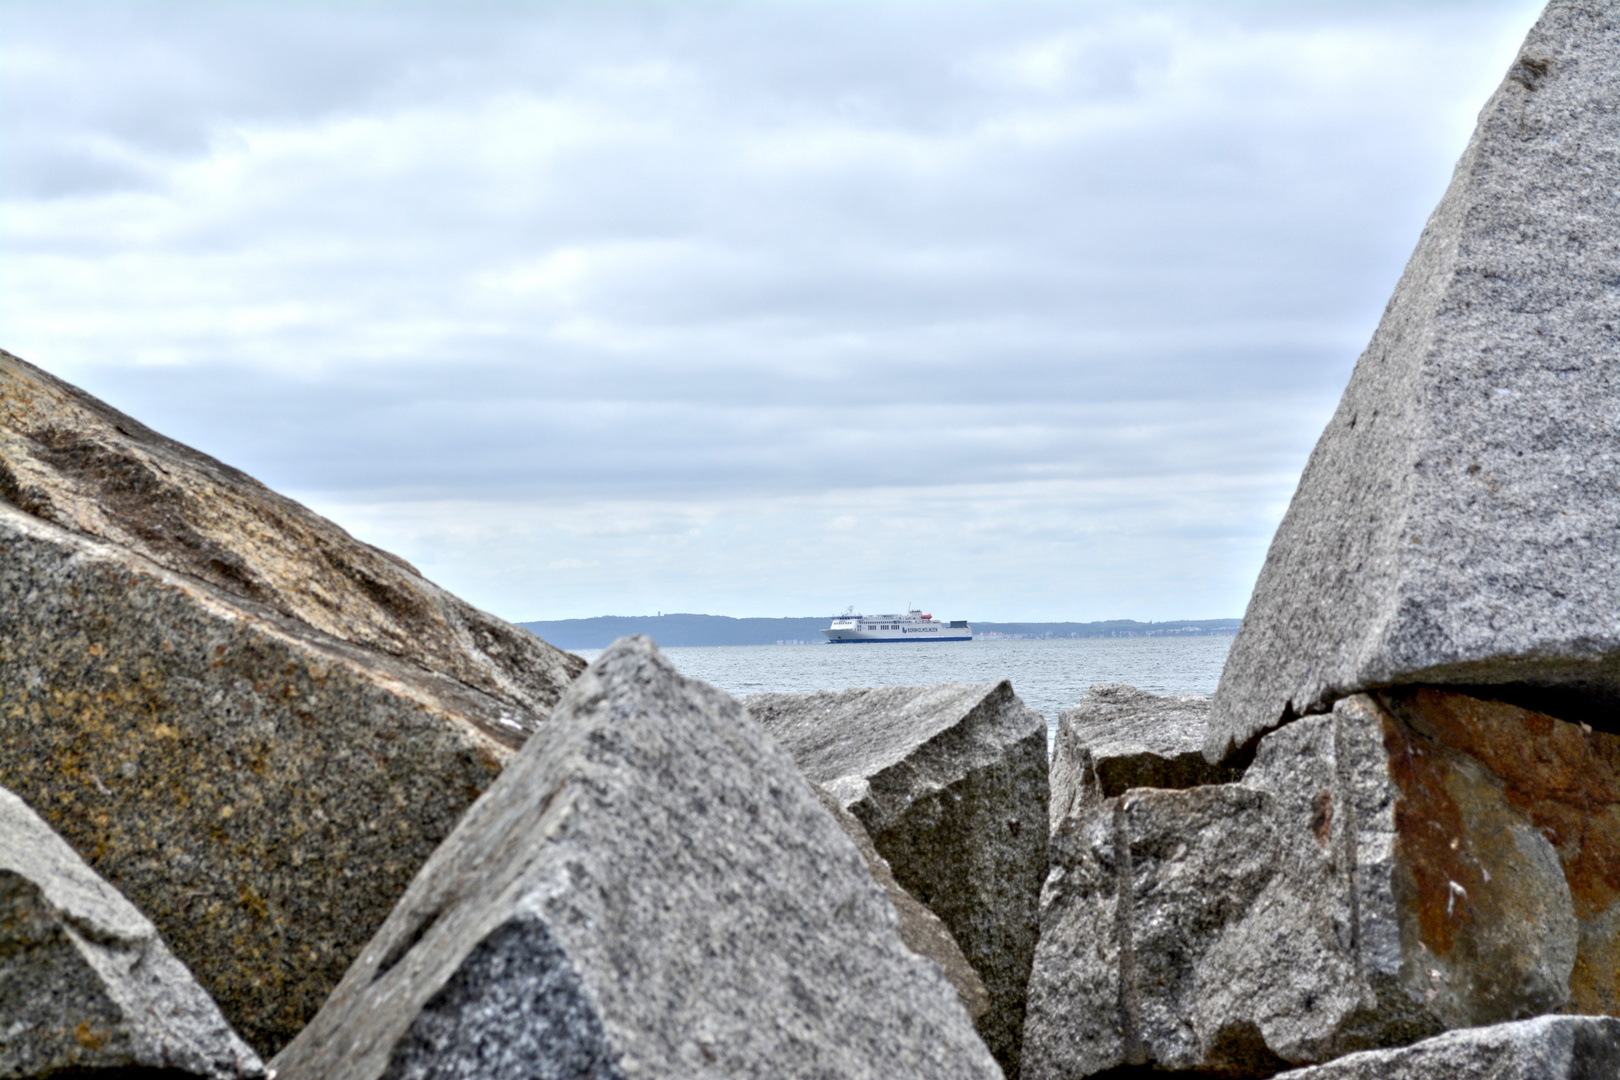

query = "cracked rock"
(1050, 684), (1239, 835)
(1024, 690), (1613, 1078)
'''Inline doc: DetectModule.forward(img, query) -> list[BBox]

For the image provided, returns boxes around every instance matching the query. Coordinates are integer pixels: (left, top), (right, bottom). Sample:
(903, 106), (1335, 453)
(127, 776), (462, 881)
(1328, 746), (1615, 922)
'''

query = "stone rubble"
(1024, 689), (1616, 1078)
(6, 2), (1618, 1075)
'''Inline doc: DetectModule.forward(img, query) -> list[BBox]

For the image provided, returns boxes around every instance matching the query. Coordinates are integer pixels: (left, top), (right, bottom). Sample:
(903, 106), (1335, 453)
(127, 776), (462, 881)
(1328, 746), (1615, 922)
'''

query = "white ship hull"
(822, 610), (972, 643)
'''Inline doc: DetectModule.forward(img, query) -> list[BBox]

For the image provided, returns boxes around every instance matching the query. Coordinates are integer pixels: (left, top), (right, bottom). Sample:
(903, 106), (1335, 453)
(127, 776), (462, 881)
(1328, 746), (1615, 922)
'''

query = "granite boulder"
(271, 638), (1002, 1080)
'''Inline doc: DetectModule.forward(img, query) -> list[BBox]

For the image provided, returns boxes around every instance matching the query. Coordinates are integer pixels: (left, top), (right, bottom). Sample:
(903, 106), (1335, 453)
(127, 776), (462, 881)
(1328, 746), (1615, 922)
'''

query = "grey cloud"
(78, 350), (1341, 502)
(0, 0), (1548, 618)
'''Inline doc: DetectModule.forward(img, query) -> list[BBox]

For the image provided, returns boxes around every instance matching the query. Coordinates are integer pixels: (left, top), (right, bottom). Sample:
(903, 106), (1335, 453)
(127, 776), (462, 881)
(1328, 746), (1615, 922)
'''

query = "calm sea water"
(575, 635), (1233, 740)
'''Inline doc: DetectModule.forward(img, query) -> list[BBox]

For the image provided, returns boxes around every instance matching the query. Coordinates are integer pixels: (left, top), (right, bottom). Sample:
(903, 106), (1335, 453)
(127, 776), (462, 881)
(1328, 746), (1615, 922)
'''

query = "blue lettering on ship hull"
(824, 637), (973, 643)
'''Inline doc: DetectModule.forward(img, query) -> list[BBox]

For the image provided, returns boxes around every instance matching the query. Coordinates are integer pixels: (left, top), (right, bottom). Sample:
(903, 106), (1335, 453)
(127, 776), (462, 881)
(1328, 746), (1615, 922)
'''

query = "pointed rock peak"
(1208, 0), (1620, 764)
(272, 637), (1001, 1080)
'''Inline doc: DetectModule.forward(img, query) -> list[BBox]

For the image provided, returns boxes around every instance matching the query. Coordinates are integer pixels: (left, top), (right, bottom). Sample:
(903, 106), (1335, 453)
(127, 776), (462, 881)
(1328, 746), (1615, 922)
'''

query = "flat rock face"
(0, 349), (584, 720)
(271, 638), (1002, 1080)
(1029, 783), (1287, 1078)
(746, 682), (1049, 1076)
(1208, 0), (1620, 763)
(1272, 1016), (1620, 1080)
(1024, 690), (1612, 1078)
(0, 785), (264, 1079)
(1050, 685), (1237, 833)
(0, 505), (543, 1054)
(809, 783), (991, 1023)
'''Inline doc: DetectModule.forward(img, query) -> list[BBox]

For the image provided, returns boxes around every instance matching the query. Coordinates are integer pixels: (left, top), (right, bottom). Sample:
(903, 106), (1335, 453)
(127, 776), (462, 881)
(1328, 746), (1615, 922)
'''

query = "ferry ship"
(822, 609), (972, 643)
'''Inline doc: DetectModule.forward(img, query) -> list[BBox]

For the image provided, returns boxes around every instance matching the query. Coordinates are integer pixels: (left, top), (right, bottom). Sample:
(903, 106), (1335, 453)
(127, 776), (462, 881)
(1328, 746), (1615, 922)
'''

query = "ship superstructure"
(822, 609), (972, 643)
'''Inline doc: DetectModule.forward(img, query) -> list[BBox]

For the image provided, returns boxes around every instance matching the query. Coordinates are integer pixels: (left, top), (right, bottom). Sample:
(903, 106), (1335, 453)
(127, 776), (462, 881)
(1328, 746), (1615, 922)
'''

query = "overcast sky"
(1, 0), (1544, 622)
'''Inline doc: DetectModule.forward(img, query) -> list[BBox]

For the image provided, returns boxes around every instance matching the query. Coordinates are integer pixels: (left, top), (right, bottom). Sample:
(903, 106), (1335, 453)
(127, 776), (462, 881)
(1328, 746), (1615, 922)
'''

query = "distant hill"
(518, 614), (1241, 650)
(974, 619), (1241, 640)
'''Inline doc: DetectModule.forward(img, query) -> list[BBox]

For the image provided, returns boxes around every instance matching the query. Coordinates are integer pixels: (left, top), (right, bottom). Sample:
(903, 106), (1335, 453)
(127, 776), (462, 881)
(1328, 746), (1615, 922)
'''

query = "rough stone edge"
(1204, 0), (1620, 765)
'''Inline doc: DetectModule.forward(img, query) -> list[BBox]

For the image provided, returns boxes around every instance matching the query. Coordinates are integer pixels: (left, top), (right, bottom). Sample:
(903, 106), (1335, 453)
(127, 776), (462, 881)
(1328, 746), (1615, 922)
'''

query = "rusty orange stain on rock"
(1310, 790), (1333, 847)
(1382, 713), (1475, 955)
(1387, 690), (1620, 921)
(1397, 689), (1620, 809)
(1382, 689), (1620, 1017)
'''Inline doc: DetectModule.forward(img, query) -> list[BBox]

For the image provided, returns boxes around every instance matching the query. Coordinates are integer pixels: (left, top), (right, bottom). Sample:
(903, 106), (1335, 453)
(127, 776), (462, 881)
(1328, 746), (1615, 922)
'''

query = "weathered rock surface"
(0, 502), (552, 1054)
(271, 638), (1002, 1080)
(745, 681), (1049, 1076)
(1272, 1016), (1620, 1080)
(1024, 689), (1616, 1078)
(0, 354), (587, 1054)
(0, 348), (584, 718)
(810, 782), (991, 1023)
(0, 785), (264, 1079)
(1208, 0), (1620, 764)
(1029, 782), (1290, 1079)
(1050, 685), (1238, 832)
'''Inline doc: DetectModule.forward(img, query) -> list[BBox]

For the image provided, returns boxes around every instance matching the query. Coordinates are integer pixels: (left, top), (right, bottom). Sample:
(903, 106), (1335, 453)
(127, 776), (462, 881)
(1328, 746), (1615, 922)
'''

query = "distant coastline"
(518, 614), (1242, 651)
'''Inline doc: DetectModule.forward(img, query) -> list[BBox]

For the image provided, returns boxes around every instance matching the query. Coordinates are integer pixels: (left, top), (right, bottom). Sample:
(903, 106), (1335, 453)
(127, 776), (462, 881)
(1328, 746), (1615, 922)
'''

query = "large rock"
(1024, 689), (1617, 1078)
(1, 785), (264, 1079)
(0, 503), (537, 1055)
(1050, 684), (1237, 832)
(271, 638), (1002, 1080)
(0, 354), (587, 1054)
(1028, 782), (1289, 1078)
(1208, 0), (1620, 764)
(1272, 1016), (1620, 1080)
(744, 682), (1049, 1076)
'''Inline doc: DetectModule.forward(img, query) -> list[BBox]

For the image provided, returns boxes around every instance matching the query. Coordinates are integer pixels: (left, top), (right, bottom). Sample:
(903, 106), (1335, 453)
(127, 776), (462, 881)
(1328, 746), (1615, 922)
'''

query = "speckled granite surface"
(1209, 0), (1620, 763)
(809, 781), (990, 1023)
(1050, 684), (1237, 834)
(745, 681), (1048, 1077)
(0, 503), (534, 1055)
(272, 639), (1001, 1080)
(0, 353), (588, 1056)
(1271, 1016), (1620, 1080)
(1025, 688), (1618, 1078)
